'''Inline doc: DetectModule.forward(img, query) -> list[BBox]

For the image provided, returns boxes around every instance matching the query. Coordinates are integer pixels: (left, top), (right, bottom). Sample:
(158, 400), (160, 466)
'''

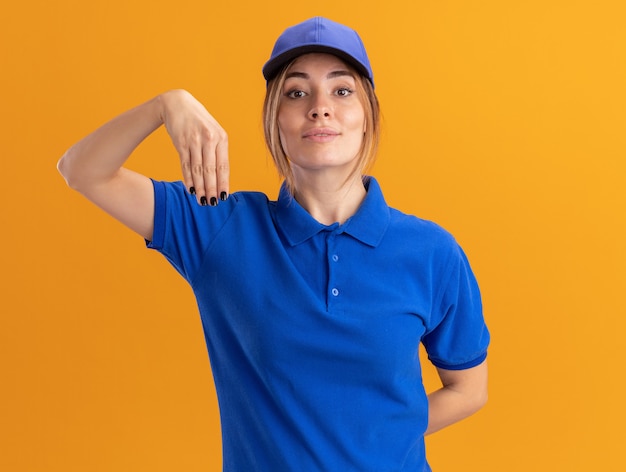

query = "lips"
(303, 128), (339, 138)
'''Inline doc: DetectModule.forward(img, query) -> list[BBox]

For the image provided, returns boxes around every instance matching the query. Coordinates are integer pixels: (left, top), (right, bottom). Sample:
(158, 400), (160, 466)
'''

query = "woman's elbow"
(57, 149), (85, 191)
(57, 152), (71, 184)
(467, 372), (489, 416)
(473, 386), (488, 412)
(461, 366), (489, 415)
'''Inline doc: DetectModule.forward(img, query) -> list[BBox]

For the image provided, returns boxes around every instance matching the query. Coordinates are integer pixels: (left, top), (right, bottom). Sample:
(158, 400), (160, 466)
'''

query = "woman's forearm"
(57, 94), (166, 190)
(425, 385), (487, 435)
(425, 361), (488, 435)
(56, 90), (229, 239)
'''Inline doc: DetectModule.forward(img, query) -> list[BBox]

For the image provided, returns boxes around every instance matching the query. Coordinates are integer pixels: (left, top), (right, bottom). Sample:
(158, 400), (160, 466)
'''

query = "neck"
(292, 171), (367, 225)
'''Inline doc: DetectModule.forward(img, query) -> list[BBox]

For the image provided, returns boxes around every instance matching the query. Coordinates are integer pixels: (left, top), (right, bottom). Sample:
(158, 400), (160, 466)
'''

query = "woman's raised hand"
(160, 89), (230, 206)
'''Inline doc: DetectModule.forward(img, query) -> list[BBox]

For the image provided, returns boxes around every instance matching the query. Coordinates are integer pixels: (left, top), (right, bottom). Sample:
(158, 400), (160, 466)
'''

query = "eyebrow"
(285, 70), (355, 80)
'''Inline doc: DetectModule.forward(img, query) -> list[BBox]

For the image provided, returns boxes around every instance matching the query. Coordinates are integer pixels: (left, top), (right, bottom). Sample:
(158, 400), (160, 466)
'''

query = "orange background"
(2, 1), (625, 470)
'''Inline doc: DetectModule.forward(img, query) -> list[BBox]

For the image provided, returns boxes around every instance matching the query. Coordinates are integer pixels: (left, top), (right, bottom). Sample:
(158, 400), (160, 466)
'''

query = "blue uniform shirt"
(148, 176), (489, 472)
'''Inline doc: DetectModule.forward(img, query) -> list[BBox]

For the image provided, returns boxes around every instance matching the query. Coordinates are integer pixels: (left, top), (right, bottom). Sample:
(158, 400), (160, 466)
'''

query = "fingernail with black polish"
(200, 196), (208, 206)
(210, 196), (218, 207)
(189, 186), (196, 195)
(220, 191), (228, 201)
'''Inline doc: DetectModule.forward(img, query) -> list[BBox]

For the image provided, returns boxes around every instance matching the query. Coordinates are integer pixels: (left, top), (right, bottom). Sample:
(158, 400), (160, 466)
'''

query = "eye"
(335, 87), (354, 97)
(286, 89), (307, 99)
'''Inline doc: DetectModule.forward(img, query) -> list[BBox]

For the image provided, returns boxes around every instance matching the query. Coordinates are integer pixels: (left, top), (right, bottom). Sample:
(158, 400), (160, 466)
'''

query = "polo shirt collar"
(274, 176), (390, 247)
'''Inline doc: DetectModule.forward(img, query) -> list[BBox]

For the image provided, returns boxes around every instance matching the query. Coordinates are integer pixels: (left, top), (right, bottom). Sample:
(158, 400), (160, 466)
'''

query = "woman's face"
(277, 53), (366, 180)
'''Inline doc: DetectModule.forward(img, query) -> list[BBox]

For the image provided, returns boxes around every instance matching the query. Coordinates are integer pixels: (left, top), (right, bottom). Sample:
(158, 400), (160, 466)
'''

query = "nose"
(309, 94), (331, 120)
(310, 110), (330, 119)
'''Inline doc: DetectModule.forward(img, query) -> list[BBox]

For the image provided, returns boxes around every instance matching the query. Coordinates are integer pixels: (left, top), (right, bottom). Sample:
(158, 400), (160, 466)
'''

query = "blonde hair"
(263, 58), (381, 194)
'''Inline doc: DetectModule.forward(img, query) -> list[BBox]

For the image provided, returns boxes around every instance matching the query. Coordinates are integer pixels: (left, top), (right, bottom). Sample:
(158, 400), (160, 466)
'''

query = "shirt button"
(332, 254), (339, 262)
(331, 288), (339, 297)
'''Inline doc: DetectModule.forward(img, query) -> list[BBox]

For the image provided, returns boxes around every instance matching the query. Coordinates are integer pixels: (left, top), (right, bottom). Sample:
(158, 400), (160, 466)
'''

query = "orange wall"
(2, 1), (625, 470)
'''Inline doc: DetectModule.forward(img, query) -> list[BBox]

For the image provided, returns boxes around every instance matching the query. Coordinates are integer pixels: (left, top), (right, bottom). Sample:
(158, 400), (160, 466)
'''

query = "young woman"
(58, 17), (489, 472)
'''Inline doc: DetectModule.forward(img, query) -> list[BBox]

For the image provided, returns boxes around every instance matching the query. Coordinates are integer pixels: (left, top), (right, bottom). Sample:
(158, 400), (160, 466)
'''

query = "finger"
(189, 143), (207, 205)
(215, 137), (230, 201)
(179, 146), (195, 197)
(202, 142), (218, 206)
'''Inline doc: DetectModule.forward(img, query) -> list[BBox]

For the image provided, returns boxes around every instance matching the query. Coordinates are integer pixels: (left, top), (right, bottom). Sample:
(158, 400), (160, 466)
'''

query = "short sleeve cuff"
(146, 179), (167, 250)
(429, 351), (488, 371)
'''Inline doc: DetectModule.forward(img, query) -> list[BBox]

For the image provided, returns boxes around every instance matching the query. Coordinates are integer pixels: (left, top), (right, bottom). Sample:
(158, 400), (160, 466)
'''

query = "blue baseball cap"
(262, 17), (374, 86)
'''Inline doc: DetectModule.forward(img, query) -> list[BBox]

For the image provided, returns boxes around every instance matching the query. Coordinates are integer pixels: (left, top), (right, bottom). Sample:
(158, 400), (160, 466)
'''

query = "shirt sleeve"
(422, 242), (490, 370)
(146, 180), (238, 283)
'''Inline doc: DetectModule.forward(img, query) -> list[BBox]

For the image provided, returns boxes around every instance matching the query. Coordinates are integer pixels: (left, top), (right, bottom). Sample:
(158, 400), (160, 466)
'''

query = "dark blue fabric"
(147, 176), (489, 471)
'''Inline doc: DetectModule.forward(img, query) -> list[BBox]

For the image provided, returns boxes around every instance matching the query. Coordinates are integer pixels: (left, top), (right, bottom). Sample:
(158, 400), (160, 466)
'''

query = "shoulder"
(365, 176), (462, 262)
(154, 180), (271, 210)
(386, 206), (459, 253)
(151, 180), (275, 243)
